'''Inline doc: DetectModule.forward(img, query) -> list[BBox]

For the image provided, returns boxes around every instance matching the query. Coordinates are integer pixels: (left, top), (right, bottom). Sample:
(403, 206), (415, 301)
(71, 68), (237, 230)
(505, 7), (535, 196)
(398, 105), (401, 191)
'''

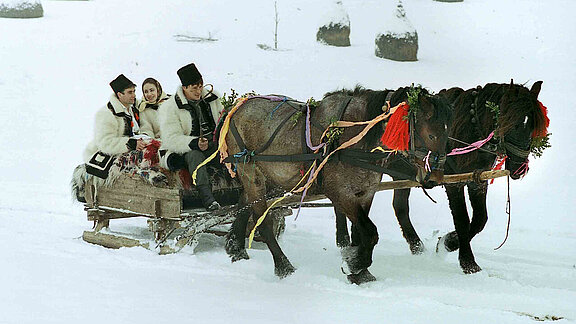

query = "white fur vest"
(83, 94), (139, 162)
(158, 86), (224, 155)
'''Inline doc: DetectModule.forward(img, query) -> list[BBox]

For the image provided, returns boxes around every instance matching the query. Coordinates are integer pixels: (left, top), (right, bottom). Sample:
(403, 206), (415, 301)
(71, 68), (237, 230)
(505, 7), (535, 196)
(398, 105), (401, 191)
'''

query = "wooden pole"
(273, 170), (509, 206)
(376, 169), (510, 191)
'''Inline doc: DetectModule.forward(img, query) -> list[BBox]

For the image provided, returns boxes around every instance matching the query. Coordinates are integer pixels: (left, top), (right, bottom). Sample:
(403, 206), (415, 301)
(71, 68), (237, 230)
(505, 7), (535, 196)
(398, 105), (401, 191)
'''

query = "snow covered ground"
(0, 0), (574, 323)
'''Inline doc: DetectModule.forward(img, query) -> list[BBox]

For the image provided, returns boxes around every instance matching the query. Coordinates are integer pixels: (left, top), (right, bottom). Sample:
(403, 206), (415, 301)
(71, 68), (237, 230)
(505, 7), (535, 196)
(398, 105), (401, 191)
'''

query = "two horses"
(391, 81), (549, 273)
(222, 86), (451, 283)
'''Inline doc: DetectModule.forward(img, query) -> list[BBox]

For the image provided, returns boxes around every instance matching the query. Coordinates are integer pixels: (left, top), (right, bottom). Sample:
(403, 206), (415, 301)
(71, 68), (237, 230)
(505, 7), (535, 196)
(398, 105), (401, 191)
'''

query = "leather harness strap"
(223, 95), (415, 180)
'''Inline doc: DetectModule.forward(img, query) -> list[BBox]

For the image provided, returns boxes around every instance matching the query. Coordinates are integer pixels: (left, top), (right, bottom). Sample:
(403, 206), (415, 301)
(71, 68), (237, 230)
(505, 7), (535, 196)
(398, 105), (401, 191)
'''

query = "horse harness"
(447, 85), (530, 174)
(222, 94), (444, 182)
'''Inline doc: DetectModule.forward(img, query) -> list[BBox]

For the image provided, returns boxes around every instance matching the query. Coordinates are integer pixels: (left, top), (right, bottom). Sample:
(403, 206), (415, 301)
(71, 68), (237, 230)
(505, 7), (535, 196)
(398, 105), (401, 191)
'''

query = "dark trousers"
(183, 144), (217, 187)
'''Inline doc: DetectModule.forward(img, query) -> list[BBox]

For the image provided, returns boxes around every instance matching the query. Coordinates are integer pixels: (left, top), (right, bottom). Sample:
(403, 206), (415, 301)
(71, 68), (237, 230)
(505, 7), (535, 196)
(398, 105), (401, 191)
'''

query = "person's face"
(183, 83), (203, 101)
(117, 86), (136, 106)
(143, 83), (158, 102)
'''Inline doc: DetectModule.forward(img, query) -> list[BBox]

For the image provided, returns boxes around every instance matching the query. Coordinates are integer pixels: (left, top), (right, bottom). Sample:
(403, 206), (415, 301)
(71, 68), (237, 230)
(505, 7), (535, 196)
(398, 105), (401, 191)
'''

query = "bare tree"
(274, 1), (279, 50)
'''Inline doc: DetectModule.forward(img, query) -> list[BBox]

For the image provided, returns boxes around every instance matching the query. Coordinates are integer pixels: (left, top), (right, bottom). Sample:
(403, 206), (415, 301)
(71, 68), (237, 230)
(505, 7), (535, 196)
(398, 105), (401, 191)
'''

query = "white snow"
(0, 0), (40, 8)
(378, 1), (417, 38)
(318, 0), (350, 28)
(1, 0), (575, 323)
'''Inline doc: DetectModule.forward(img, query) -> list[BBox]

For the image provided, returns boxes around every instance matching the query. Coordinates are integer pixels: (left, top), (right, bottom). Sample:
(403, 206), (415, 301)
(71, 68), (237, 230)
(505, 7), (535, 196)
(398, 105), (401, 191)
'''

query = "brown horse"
(392, 81), (549, 273)
(223, 86), (452, 284)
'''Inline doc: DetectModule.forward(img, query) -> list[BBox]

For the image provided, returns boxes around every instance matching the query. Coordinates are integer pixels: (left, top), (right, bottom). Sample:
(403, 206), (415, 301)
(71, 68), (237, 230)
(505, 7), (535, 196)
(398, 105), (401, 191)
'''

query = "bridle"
(387, 90), (448, 176)
(447, 85), (532, 171)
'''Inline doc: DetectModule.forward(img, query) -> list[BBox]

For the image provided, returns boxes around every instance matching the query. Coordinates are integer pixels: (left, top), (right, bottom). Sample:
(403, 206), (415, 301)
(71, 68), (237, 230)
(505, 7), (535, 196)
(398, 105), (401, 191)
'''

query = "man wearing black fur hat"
(159, 63), (224, 211)
(83, 74), (146, 167)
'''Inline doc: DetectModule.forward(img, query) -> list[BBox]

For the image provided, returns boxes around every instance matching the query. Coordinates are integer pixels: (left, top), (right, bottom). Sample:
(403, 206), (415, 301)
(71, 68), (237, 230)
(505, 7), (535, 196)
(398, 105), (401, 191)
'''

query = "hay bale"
(374, 1), (418, 61)
(317, 23), (350, 47)
(0, 0), (43, 18)
(317, 1), (350, 47)
(375, 32), (418, 62)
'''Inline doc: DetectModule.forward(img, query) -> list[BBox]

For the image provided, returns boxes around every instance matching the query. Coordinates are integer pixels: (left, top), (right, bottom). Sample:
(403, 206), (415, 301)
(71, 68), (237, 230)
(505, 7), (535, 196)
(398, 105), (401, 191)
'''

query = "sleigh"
(79, 154), (509, 254)
(80, 157), (298, 254)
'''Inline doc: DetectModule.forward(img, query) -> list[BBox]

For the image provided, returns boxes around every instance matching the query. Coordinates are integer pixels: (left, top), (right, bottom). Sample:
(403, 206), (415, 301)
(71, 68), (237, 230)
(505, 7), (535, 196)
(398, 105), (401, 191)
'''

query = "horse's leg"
(336, 196), (378, 284)
(225, 164), (264, 262)
(251, 197), (296, 278)
(225, 197), (251, 262)
(467, 182), (488, 240)
(334, 205), (351, 248)
(439, 183), (488, 263)
(240, 165), (296, 277)
(393, 188), (425, 254)
(443, 184), (482, 274)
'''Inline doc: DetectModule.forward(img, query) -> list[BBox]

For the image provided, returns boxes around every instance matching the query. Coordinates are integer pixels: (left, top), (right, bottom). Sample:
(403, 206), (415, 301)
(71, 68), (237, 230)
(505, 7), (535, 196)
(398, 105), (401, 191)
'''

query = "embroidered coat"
(83, 94), (140, 162)
(138, 92), (169, 139)
(158, 86), (224, 167)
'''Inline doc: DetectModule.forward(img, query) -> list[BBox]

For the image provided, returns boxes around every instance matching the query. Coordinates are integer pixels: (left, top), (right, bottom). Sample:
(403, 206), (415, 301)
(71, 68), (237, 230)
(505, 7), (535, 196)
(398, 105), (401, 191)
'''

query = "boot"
(197, 184), (220, 211)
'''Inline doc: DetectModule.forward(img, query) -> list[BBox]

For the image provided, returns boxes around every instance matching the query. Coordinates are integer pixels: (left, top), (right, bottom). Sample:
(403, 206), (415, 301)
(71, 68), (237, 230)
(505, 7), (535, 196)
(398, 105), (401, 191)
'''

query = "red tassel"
(490, 155), (507, 184)
(380, 103), (410, 151)
(143, 139), (161, 165)
(532, 101), (550, 138)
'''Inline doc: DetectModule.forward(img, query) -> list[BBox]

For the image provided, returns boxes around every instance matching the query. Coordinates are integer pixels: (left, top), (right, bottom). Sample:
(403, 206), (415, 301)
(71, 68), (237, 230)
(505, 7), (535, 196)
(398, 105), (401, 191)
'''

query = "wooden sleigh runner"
(80, 164), (509, 254)
(81, 170), (292, 254)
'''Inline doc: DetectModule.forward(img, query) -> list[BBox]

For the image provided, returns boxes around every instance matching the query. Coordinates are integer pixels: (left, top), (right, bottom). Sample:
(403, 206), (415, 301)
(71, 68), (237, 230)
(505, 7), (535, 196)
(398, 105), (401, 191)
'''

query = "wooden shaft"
(376, 170), (510, 191)
(273, 170), (510, 206)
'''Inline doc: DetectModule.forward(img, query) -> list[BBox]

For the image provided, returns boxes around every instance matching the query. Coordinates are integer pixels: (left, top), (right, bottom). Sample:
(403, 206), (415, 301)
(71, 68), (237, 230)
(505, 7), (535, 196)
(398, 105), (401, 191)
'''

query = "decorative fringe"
(380, 102), (410, 151)
(142, 139), (161, 167)
(490, 155), (507, 184)
(532, 101), (550, 138)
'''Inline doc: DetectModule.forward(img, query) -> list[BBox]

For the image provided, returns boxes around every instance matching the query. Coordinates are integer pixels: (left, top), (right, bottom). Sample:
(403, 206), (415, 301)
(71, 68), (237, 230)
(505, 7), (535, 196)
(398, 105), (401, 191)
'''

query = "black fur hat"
(110, 74), (136, 94)
(177, 63), (203, 86)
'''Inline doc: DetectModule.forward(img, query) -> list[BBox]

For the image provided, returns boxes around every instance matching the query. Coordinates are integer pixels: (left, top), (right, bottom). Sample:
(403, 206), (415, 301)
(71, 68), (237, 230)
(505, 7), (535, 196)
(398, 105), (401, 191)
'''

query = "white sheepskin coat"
(158, 86), (224, 155)
(83, 94), (135, 162)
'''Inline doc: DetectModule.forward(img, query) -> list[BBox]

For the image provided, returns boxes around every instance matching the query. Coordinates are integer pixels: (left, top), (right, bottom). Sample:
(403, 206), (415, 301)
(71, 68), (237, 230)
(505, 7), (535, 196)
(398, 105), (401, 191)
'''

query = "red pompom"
(532, 101), (550, 138)
(143, 139), (161, 165)
(380, 103), (410, 151)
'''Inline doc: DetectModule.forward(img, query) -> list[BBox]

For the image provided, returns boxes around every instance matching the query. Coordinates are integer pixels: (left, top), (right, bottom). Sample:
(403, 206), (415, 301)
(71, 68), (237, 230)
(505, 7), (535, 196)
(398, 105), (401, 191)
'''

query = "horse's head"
(411, 89), (452, 187)
(496, 81), (548, 180)
(386, 87), (451, 188)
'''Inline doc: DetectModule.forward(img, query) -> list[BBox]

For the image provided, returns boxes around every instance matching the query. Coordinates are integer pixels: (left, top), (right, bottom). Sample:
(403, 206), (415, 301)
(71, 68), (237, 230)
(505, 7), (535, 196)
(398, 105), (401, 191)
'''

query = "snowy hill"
(0, 0), (574, 323)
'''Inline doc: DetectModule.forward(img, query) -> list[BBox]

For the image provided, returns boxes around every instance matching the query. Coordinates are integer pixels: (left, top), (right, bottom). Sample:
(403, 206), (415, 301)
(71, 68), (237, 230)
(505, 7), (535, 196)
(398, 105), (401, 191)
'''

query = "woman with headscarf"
(138, 77), (170, 139)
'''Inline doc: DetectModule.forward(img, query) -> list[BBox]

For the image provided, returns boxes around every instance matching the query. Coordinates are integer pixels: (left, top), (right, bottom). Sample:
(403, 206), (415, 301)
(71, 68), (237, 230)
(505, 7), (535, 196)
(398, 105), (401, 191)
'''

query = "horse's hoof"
(225, 236), (249, 262)
(340, 246), (360, 275)
(409, 240), (425, 255)
(336, 233), (351, 248)
(461, 261), (482, 274)
(436, 231), (459, 253)
(230, 249), (250, 262)
(347, 269), (377, 285)
(275, 261), (296, 278)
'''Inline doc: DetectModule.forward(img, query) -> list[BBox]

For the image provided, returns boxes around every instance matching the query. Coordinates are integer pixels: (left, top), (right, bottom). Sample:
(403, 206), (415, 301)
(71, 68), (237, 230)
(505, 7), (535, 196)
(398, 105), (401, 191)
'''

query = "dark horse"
(391, 81), (549, 274)
(223, 86), (452, 283)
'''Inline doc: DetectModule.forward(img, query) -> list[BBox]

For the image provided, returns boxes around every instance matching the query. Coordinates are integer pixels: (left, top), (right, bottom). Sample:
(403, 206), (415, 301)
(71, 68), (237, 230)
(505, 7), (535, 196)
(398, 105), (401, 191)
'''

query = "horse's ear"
(421, 95), (434, 120)
(530, 81), (543, 98)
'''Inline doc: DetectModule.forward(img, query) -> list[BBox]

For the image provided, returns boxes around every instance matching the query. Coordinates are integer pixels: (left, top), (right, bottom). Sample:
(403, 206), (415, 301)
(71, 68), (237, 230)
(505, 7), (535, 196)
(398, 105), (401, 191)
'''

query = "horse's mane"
(323, 85), (452, 148)
(323, 85), (390, 146)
